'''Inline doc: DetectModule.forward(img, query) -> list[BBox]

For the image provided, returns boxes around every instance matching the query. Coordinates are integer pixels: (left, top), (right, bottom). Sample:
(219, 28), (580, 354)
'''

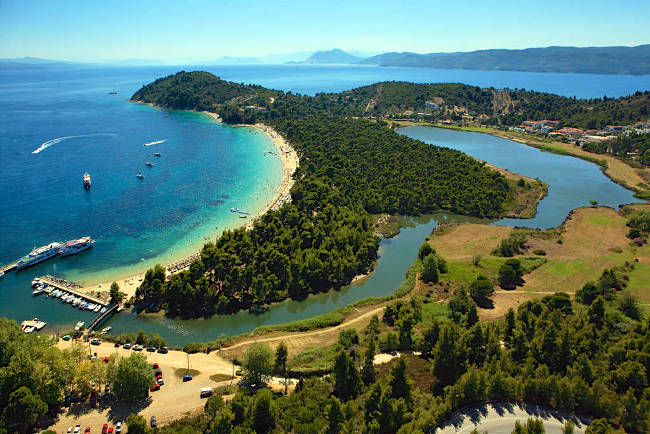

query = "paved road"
(435, 401), (589, 434)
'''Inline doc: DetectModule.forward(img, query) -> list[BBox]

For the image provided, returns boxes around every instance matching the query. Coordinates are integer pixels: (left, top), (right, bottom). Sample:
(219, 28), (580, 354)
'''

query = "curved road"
(435, 401), (589, 434)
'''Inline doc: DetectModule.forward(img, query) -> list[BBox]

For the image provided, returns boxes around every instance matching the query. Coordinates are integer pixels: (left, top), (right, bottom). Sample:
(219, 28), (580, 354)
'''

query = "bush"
(469, 278), (494, 305)
(421, 253), (439, 283)
(498, 259), (523, 289)
(493, 231), (527, 257)
(418, 243), (434, 260)
(576, 282), (599, 305)
(532, 249), (546, 256)
(378, 331), (399, 352)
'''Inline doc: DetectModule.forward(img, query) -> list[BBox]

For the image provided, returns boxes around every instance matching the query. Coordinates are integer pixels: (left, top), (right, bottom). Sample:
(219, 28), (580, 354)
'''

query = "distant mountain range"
(0, 56), (79, 70)
(358, 45), (650, 75)
(3, 45), (649, 75)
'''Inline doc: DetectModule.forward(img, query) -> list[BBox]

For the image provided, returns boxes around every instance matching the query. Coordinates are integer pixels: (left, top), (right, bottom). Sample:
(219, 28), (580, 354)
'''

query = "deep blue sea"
(0, 64), (648, 343)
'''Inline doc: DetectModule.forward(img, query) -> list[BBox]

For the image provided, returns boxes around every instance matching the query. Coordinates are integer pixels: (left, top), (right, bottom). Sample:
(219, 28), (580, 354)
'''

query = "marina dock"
(38, 276), (109, 307)
(87, 304), (118, 331)
(0, 262), (17, 274)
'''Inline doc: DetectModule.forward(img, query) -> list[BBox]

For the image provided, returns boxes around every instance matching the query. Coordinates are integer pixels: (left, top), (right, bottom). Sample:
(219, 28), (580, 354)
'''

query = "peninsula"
(129, 71), (545, 319)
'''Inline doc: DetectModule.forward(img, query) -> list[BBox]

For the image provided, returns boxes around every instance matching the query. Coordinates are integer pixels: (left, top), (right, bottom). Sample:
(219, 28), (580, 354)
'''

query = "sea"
(1, 63), (648, 342)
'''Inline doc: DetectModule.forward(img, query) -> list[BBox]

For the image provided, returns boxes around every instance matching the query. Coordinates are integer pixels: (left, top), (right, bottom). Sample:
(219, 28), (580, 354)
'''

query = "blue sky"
(1, 0), (649, 61)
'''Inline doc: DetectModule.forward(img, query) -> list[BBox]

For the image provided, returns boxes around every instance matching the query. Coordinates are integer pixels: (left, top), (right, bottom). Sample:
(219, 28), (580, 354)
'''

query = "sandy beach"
(79, 118), (298, 299)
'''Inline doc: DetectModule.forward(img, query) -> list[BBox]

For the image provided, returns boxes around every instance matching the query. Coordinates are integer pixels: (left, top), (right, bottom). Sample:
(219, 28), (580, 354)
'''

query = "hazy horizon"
(2, 0), (650, 62)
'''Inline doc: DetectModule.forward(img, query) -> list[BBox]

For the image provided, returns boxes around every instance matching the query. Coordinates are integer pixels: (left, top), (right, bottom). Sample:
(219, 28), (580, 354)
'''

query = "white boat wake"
(143, 139), (167, 146)
(32, 133), (117, 154)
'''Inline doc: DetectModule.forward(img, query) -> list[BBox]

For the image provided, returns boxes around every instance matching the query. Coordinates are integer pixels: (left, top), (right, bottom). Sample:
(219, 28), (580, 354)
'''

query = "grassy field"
(426, 207), (649, 320)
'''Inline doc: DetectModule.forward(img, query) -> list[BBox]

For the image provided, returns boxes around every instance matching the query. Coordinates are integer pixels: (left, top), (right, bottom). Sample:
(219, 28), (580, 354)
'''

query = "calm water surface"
(0, 65), (646, 345)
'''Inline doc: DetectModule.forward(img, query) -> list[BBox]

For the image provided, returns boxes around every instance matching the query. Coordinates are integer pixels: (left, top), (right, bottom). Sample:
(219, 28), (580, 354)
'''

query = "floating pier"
(87, 304), (118, 331)
(37, 276), (109, 307)
(0, 262), (17, 274)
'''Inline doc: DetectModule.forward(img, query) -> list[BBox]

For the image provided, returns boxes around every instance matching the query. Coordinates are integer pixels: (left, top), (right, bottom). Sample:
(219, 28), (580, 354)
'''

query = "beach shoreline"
(78, 116), (298, 299)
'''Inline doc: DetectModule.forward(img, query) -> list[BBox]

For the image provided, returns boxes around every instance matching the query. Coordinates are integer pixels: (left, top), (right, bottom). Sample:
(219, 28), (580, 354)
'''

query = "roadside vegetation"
(150, 284), (647, 433)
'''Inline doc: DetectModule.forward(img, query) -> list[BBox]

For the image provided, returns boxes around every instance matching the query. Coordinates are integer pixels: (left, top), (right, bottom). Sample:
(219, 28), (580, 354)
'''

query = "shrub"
(493, 231), (527, 257)
(532, 249), (546, 256)
(469, 278), (494, 305)
(421, 253), (439, 283)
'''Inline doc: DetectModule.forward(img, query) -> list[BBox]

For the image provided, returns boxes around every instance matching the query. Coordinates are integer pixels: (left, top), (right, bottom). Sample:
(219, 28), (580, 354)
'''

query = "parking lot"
(51, 340), (237, 432)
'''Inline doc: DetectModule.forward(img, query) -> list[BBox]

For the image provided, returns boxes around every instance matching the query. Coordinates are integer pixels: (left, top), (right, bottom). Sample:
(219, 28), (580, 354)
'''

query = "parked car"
(150, 416), (157, 428)
(74, 424), (81, 434)
(132, 344), (143, 351)
(107, 428), (113, 434)
(122, 343), (131, 349)
(115, 422), (122, 433)
(150, 383), (160, 392)
(158, 346), (168, 354)
(84, 428), (91, 433)
(200, 387), (213, 398)
(154, 369), (162, 377)
(90, 338), (101, 345)
(62, 334), (71, 341)
(67, 428), (72, 434)
(183, 373), (193, 382)
(157, 378), (164, 386)
(146, 346), (156, 352)
(102, 423), (108, 433)
(103, 356), (110, 363)
(152, 362), (159, 369)
(114, 342), (120, 348)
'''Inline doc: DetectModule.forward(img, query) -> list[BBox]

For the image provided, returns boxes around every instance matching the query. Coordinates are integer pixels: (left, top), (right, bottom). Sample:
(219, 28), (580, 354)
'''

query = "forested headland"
(131, 72), (521, 318)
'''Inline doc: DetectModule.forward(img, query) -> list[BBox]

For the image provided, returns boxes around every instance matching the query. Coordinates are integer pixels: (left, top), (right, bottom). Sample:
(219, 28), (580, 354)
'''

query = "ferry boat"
(60, 236), (95, 257)
(16, 243), (62, 270)
(136, 173), (145, 179)
(83, 172), (91, 189)
(230, 207), (250, 215)
(146, 162), (154, 167)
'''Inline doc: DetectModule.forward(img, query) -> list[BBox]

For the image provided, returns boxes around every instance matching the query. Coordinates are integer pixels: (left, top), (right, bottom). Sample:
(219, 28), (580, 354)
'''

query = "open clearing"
(427, 207), (649, 320)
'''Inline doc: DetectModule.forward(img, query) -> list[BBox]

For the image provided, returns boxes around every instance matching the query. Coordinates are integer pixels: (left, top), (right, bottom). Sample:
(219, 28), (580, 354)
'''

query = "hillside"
(339, 81), (650, 129)
(299, 49), (362, 64)
(359, 44), (650, 75)
(130, 71), (279, 111)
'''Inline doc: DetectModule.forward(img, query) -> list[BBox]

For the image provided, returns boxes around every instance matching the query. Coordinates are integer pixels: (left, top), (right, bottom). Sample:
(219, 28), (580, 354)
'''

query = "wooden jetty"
(87, 304), (118, 331)
(0, 262), (17, 274)
(38, 276), (109, 307)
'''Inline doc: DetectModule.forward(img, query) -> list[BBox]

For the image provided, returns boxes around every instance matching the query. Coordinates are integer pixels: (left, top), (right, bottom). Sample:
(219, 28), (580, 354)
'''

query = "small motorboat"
(75, 321), (84, 331)
(146, 162), (154, 167)
(136, 173), (145, 179)
(154, 152), (161, 157)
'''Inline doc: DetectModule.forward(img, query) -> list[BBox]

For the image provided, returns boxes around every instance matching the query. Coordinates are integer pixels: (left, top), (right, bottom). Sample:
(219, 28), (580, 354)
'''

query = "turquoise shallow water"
(0, 64), (647, 345)
(0, 68), (283, 330)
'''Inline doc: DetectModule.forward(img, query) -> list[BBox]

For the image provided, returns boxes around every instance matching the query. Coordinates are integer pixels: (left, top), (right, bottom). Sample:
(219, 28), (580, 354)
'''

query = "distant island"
(295, 48), (363, 64)
(358, 44), (650, 75)
(5, 45), (649, 74)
